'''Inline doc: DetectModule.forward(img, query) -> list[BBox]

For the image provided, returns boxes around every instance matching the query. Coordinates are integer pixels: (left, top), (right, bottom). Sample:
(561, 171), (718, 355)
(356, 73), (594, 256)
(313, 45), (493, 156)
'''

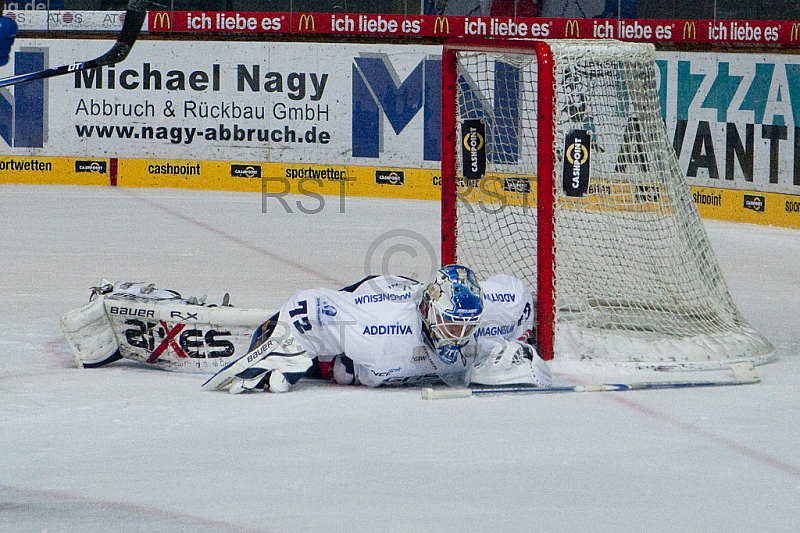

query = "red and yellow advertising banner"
(147, 11), (800, 47)
(3, 9), (797, 46)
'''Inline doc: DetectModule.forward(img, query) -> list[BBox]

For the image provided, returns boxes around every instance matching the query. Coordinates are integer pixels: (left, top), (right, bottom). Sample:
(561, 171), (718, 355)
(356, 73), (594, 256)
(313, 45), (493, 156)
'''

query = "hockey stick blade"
(421, 362), (760, 400)
(0, 0), (148, 88)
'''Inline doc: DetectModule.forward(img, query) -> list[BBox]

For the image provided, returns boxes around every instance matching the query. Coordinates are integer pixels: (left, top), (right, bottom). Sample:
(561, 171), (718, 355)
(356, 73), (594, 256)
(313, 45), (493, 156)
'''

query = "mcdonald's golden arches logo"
(433, 16), (450, 35)
(790, 22), (800, 42)
(298, 14), (316, 31)
(682, 21), (696, 40)
(564, 19), (580, 38)
(151, 11), (171, 30)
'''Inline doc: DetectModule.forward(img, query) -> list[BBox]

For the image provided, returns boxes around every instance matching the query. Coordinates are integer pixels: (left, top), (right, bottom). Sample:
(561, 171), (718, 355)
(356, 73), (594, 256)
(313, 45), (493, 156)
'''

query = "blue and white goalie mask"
(420, 265), (484, 356)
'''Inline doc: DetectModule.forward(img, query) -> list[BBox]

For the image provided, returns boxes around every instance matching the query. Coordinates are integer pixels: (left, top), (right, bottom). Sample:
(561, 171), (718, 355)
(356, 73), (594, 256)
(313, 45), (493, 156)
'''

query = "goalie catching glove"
(471, 338), (552, 388)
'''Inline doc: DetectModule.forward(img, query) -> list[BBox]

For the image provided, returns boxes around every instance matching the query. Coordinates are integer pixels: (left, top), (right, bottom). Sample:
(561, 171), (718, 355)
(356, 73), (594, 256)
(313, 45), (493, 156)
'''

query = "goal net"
(441, 39), (774, 370)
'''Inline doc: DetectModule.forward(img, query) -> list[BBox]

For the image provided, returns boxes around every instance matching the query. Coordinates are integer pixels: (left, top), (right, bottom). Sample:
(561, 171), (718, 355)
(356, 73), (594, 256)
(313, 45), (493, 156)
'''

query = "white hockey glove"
(471, 339), (552, 387)
(228, 365), (293, 394)
(332, 355), (358, 386)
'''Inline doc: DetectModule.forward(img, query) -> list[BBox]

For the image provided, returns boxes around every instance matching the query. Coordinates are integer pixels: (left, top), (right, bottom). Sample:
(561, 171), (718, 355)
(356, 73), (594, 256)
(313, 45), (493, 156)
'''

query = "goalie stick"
(0, 0), (148, 88)
(421, 362), (760, 400)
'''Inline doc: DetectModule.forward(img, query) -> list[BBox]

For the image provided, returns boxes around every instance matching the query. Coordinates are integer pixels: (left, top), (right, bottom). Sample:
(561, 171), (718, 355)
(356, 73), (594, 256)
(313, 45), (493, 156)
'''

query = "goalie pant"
(260, 273), (548, 388)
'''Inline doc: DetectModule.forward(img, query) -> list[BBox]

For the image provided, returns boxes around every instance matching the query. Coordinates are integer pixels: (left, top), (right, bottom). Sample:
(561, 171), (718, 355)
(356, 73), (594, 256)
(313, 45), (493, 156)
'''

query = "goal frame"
(440, 38), (775, 370)
(441, 39), (557, 361)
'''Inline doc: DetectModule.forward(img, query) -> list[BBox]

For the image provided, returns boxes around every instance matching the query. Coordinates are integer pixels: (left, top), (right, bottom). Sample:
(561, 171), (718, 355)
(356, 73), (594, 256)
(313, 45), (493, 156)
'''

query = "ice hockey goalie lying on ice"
(61, 265), (551, 393)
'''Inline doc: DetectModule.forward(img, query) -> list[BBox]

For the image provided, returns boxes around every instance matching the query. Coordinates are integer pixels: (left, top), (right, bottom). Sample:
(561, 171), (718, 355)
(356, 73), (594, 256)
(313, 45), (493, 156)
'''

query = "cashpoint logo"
(743, 194), (765, 212)
(375, 170), (405, 185)
(75, 160), (108, 173)
(231, 164), (262, 178)
(563, 129), (591, 197)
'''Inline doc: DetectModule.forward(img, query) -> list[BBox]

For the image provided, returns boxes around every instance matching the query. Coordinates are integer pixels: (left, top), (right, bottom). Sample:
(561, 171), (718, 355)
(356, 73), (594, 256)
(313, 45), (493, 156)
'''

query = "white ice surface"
(1, 184), (799, 533)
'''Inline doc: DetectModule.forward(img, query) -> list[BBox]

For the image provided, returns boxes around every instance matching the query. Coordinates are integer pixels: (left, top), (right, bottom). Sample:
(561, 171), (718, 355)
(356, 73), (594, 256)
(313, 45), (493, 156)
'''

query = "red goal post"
(442, 39), (557, 360)
(440, 38), (775, 370)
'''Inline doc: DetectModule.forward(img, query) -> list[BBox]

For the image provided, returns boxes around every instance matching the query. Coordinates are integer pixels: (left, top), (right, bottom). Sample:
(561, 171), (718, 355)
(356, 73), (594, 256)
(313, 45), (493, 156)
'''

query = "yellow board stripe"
(117, 160), (442, 201)
(0, 157), (108, 186)
(1, 156), (799, 229)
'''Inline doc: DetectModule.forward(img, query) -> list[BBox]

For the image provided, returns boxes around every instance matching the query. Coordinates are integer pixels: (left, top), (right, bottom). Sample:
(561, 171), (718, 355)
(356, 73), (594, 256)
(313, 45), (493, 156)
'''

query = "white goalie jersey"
(273, 274), (536, 387)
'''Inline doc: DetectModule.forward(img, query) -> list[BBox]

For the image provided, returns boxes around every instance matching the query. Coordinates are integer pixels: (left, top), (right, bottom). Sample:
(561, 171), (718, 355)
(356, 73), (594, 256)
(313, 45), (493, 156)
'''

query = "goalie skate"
(201, 316), (308, 392)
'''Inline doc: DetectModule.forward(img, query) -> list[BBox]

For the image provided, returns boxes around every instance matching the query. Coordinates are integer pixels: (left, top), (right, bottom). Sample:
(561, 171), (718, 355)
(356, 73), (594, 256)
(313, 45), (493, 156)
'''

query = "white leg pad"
(60, 298), (120, 368)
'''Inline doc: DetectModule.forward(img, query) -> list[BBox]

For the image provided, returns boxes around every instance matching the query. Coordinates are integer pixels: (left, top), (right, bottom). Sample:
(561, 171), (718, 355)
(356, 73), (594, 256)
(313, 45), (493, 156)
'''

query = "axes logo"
(124, 320), (235, 360)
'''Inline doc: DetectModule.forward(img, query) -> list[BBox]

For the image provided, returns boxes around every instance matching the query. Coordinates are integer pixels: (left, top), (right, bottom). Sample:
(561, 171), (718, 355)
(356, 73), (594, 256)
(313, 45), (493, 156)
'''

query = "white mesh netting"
(451, 40), (774, 369)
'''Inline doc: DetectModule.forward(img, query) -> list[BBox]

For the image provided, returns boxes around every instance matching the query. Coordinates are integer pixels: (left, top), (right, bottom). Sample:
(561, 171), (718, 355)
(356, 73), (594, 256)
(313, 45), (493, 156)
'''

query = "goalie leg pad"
(60, 297), (121, 369)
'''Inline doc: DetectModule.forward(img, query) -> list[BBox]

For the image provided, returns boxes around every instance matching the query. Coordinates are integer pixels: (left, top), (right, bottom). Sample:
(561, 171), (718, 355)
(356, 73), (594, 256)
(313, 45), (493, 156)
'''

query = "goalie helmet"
(419, 265), (484, 356)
